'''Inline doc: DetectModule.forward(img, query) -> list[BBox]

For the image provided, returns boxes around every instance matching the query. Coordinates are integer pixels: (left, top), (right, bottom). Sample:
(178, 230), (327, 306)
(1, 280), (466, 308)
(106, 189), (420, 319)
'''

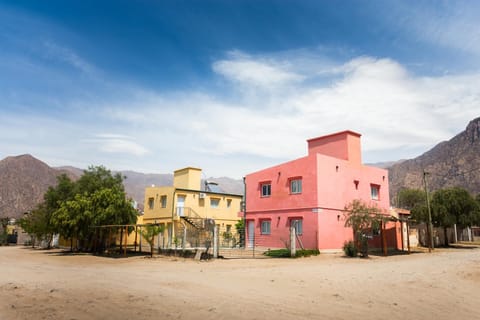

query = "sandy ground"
(1, 246), (479, 320)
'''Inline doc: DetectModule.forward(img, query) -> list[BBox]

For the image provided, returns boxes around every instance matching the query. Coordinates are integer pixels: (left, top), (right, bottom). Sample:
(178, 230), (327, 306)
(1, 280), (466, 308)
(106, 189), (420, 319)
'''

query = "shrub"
(343, 240), (358, 257)
(264, 249), (320, 258)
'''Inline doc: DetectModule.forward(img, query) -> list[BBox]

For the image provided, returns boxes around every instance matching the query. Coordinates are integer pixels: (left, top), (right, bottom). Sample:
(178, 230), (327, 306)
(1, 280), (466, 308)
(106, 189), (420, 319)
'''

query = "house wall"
(307, 130), (362, 164)
(143, 186), (175, 223)
(143, 168), (242, 247)
(180, 191), (241, 221)
(246, 209), (318, 249)
(173, 167), (202, 190)
(315, 154), (389, 211)
(317, 209), (353, 250)
(314, 154), (389, 250)
(245, 155), (317, 212)
(245, 131), (392, 252)
(245, 155), (320, 249)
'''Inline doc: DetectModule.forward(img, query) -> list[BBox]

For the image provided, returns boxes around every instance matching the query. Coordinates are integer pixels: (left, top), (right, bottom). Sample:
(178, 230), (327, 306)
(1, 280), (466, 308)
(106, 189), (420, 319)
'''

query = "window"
(160, 195), (167, 208)
(226, 225), (232, 233)
(371, 184), (380, 200)
(261, 220), (271, 235)
(227, 199), (232, 208)
(291, 219), (303, 235)
(210, 198), (220, 208)
(148, 197), (154, 210)
(261, 183), (271, 197)
(290, 178), (302, 194)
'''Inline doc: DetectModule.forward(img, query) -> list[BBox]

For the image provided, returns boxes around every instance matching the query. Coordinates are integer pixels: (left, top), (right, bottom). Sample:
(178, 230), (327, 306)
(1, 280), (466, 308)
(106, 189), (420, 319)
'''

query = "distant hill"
(367, 160), (406, 169)
(1, 155), (243, 219)
(0, 155), (70, 220)
(388, 117), (480, 202)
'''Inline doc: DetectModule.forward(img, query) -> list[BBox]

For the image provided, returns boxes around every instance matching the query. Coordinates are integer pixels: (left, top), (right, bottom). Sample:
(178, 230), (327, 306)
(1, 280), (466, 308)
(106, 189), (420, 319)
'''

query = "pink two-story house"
(245, 130), (391, 251)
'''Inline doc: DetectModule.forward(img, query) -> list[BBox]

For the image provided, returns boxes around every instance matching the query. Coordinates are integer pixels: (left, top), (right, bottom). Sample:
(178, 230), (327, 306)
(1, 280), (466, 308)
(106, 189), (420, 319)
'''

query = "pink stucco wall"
(307, 130), (362, 164)
(245, 131), (392, 251)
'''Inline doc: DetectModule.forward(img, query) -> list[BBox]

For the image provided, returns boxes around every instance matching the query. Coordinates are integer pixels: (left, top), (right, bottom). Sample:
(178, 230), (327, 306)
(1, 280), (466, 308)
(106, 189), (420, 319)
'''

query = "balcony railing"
(175, 207), (203, 220)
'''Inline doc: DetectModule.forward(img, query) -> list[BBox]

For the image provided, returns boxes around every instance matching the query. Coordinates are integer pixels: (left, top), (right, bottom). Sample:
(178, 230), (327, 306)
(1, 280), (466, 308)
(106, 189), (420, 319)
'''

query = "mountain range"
(388, 116), (480, 203)
(1, 116), (479, 220)
(0, 156), (243, 220)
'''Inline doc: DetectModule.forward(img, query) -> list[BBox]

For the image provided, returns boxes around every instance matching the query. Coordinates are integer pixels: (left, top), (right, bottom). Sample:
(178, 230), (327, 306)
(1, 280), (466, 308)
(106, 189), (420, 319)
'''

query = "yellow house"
(143, 167), (243, 249)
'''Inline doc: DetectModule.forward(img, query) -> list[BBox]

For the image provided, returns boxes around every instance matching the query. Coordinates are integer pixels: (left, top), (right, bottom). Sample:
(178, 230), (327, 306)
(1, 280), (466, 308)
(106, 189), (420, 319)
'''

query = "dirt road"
(1, 246), (479, 319)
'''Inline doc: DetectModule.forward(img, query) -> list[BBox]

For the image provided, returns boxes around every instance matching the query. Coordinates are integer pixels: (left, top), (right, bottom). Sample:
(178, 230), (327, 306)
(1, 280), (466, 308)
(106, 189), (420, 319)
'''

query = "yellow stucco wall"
(143, 186), (175, 223)
(144, 188), (241, 222)
(173, 167), (202, 190)
(142, 167), (243, 245)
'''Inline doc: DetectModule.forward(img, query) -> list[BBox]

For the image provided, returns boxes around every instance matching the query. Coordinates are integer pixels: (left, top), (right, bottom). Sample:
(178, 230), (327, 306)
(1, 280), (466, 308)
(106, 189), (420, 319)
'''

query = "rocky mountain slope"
(0, 155), (70, 220)
(388, 117), (480, 201)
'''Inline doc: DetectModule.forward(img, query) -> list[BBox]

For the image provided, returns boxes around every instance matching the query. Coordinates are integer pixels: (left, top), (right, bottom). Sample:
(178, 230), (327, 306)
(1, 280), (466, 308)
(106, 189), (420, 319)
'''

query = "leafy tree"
(431, 188), (480, 245)
(18, 205), (50, 247)
(52, 193), (91, 250)
(75, 166), (125, 196)
(235, 219), (245, 247)
(397, 188), (425, 210)
(343, 199), (387, 257)
(49, 166), (138, 251)
(140, 224), (165, 257)
(18, 174), (75, 248)
(397, 188), (429, 224)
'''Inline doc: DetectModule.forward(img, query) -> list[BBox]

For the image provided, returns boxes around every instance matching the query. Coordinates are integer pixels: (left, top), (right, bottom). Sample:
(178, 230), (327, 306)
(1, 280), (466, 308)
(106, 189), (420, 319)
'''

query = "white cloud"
(84, 134), (149, 156)
(212, 51), (304, 89)
(106, 53), (480, 171)
(2, 49), (480, 177)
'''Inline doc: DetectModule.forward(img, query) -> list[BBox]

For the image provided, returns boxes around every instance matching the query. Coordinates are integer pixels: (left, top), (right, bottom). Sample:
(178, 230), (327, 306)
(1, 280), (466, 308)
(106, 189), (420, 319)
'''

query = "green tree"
(50, 166), (137, 251)
(18, 174), (75, 248)
(397, 188), (425, 210)
(397, 188), (428, 224)
(235, 219), (245, 247)
(23, 166), (139, 252)
(75, 166), (125, 196)
(431, 188), (480, 245)
(343, 199), (386, 257)
(140, 224), (165, 257)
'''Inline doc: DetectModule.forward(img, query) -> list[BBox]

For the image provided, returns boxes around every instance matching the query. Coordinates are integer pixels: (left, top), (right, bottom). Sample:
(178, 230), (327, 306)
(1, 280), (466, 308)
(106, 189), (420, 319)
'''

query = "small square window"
(261, 220), (271, 235)
(261, 183), (271, 197)
(160, 195), (167, 208)
(371, 185), (380, 200)
(290, 179), (302, 194)
(291, 219), (303, 235)
(210, 198), (220, 208)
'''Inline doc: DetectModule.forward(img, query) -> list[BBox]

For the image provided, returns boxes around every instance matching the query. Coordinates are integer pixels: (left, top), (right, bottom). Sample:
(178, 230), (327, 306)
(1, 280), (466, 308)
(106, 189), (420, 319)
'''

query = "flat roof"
(173, 167), (202, 173)
(307, 130), (361, 143)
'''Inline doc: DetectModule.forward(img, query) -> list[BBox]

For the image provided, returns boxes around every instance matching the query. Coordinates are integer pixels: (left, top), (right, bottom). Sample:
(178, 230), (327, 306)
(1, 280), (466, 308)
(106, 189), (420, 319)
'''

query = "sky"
(1, 0), (480, 178)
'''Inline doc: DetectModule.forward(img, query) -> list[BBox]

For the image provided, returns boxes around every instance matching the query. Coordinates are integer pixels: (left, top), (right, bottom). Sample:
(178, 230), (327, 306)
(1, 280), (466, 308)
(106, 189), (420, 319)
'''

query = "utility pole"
(423, 170), (434, 252)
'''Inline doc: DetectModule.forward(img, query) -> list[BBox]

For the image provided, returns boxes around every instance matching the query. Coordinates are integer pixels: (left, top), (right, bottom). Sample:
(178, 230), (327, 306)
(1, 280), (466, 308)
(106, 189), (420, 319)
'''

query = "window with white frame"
(261, 220), (271, 235)
(290, 178), (302, 194)
(291, 218), (303, 235)
(210, 198), (220, 208)
(371, 184), (380, 200)
(261, 182), (271, 197)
